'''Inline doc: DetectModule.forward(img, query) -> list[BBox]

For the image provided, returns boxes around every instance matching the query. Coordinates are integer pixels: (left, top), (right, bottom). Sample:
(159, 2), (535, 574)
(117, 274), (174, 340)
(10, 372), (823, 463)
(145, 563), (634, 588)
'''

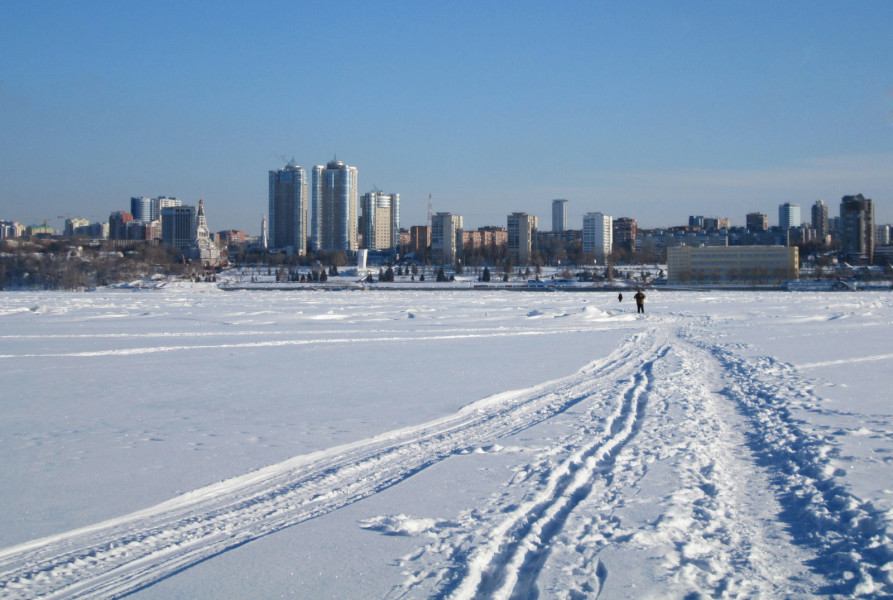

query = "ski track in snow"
(1, 310), (892, 599)
(0, 327), (655, 600)
(380, 317), (893, 599)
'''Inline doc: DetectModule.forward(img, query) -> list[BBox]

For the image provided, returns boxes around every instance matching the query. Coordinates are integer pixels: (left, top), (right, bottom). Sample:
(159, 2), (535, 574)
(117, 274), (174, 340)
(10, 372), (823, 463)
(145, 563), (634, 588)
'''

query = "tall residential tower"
(812, 200), (829, 240)
(130, 196), (152, 222)
(312, 159), (358, 252)
(269, 162), (308, 255)
(552, 199), (567, 232)
(583, 212), (612, 262)
(161, 205), (196, 250)
(507, 212), (537, 263)
(840, 194), (874, 264)
(360, 191), (400, 254)
(778, 203), (801, 230)
(431, 212), (463, 265)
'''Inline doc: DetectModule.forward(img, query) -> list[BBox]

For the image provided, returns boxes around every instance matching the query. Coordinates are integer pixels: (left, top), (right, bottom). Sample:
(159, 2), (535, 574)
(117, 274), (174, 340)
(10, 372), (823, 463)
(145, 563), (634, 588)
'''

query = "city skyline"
(2, 187), (888, 241)
(2, 2), (892, 233)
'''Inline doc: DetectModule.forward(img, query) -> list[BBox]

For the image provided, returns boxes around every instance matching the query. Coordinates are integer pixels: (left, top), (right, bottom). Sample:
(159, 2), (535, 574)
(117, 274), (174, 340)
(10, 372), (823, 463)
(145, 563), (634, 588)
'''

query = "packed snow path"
(1, 295), (891, 599)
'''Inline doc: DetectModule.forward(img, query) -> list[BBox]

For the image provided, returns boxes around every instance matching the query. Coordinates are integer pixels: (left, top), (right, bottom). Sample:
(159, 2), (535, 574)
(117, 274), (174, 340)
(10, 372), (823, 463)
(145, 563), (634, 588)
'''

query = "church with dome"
(186, 199), (223, 268)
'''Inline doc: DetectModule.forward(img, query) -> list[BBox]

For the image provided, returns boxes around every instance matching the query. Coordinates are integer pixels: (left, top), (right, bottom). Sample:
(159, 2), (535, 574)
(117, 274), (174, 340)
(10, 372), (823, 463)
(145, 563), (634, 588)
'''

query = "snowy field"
(0, 286), (891, 599)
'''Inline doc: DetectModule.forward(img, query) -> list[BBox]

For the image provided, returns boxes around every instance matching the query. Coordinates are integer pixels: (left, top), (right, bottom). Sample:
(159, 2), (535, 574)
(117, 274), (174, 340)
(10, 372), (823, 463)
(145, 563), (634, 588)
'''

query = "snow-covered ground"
(0, 287), (891, 599)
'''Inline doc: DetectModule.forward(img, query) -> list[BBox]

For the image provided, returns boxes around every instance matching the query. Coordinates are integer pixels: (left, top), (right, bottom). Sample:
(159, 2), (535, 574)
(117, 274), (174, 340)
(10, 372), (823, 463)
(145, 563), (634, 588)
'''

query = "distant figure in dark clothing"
(634, 289), (646, 314)
(618, 292), (623, 303)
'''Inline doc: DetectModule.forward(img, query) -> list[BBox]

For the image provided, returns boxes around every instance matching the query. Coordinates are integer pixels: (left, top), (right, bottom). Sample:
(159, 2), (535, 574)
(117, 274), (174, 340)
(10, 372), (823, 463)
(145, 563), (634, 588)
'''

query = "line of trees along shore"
(0, 240), (189, 290)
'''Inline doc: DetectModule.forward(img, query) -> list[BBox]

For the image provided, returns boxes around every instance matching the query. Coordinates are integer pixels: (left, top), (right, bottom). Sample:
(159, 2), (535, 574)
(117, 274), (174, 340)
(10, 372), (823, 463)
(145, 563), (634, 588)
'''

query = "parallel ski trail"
(0, 330), (666, 600)
(391, 315), (878, 600)
(450, 348), (665, 600)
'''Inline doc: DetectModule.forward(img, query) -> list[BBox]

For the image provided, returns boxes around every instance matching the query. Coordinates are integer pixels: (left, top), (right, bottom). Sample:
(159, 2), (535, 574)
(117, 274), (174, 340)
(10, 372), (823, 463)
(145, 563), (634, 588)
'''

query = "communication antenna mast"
(427, 194), (433, 228)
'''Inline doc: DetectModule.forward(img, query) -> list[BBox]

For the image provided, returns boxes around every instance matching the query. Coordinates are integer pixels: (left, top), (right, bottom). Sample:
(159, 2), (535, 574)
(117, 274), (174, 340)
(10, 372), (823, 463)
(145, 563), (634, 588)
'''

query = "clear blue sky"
(1, 1), (891, 234)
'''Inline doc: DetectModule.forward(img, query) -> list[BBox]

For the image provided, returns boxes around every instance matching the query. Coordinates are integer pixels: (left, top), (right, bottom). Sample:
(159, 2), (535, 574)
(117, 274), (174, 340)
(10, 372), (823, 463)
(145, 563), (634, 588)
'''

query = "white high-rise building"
(312, 159), (358, 252)
(779, 203), (801, 230)
(583, 212), (612, 261)
(876, 224), (891, 246)
(552, 199), (567, 232)
(431, 212), (463, 265)
(153, 197), (181, 222)
(508, 212), (538, 263)
(360, 191), (400, 253)
(269, 162), (308, 255)
(130, 196), (152, 222)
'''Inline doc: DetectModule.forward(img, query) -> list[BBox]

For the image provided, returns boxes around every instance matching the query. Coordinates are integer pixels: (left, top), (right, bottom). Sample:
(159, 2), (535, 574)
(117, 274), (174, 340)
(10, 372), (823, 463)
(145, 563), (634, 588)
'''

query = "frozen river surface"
(0, 286), (891, 599)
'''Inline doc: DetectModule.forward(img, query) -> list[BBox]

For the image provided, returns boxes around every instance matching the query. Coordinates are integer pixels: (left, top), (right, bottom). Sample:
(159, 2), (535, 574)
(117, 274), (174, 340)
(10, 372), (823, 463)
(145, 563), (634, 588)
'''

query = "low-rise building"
(746, 212), (769, 232)
(461, 227), (508, 251)
(667, 245), (798, 283)
(218, 230), (247, 244)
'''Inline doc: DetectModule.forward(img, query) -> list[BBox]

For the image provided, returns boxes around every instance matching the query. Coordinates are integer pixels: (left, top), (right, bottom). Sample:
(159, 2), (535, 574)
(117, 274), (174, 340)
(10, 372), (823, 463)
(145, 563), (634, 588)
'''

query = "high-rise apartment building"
(0, 220), (25, 238)
(702, 217), (729, 232)
(360, 191), (399, 253)
(153, 197), (180, 222)
(64, 218), (90, 237)
(507, 212), (538, 263)
(613, 217), (637, 253)
(410, 225), (430, 258)
(109, 211), (133, 240)
(552, 199), (567, 232)
(746, 212), (768, 232)
(812, 200), (829, 240)
(78, 222), (108, 238)
(311, 159), (358, 252)
(876, 224), (891, 247)
(431, 212), (463, 265)
(779, 203), (801, 229)
(583, 212), (612, 261)
(269, 162), (308, 255)
(161, 205), (196, 250)
(130, 197), (152, 222)
(840, 194), (874, 264)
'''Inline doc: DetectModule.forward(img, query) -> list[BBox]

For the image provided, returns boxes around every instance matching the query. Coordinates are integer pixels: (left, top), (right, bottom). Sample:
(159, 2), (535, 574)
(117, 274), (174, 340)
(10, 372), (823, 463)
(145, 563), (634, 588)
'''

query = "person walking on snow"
(634, 289), (646, 314)
(617, 292), (623, 303)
